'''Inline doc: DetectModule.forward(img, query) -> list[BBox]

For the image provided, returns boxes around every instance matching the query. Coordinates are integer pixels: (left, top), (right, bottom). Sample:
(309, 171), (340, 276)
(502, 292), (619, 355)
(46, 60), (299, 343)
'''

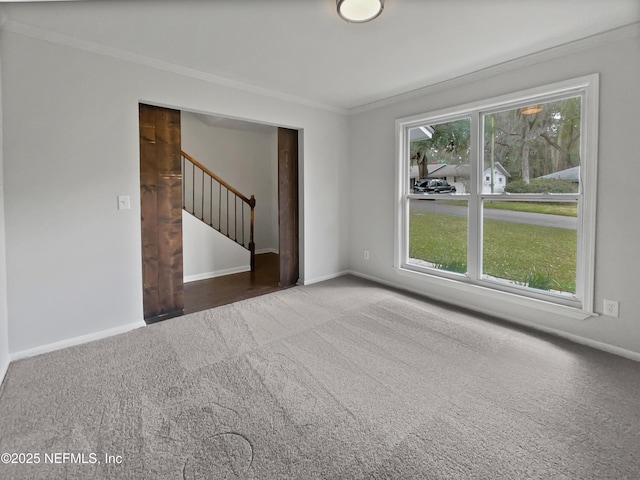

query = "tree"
(540, 96), (581, 172)
(487, 97), (581, 183)
(410, 119), (471, 178)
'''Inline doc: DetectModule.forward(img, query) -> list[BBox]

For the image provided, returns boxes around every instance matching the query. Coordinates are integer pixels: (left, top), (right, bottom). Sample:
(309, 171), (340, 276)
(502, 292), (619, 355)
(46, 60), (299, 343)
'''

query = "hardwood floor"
(182, 253), (281, 315)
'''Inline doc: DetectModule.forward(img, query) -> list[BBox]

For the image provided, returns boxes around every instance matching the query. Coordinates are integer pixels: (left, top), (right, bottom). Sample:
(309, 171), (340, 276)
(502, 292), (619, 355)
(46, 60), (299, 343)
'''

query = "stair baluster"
(181, 151), (256, 272)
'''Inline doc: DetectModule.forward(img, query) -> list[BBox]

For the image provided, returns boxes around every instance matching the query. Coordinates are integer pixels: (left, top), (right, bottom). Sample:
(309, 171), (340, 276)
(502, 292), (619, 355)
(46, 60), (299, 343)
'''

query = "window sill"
(395, 265), (595, 321)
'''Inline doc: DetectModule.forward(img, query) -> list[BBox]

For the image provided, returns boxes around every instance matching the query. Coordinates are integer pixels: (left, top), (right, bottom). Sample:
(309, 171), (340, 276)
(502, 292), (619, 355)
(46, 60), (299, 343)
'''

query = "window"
(396, 75), (598, 313)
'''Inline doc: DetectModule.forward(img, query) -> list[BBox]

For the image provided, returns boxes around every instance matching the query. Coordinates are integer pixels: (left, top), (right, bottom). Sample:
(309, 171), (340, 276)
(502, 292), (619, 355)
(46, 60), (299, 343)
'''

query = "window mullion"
(467, 112), (482, 280)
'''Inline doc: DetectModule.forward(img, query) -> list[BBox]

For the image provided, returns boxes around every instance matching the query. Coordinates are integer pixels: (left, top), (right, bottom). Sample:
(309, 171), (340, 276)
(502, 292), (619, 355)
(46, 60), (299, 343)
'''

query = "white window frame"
(394, 74), (599, 318)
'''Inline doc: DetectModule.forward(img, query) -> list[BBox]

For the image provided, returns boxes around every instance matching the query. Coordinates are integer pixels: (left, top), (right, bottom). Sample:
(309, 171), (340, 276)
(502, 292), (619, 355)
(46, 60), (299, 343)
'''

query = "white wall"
(1, 30), (350, 354)
(182, 210), (250, 281)
(348, 29), (640, 356)
(181, 112), (278, 275)
(0, 54), (10, 383)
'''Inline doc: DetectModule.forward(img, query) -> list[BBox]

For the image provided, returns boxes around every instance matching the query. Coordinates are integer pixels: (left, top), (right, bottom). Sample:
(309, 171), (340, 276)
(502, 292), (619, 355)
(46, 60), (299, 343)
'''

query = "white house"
(482, 162), (511, 193)
(427, 163), (470, 192)
(425, 162), (510, 193)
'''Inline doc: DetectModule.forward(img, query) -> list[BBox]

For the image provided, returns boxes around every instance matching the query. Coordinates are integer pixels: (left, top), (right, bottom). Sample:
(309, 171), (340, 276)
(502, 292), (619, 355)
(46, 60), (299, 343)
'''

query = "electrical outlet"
(363, 250), (370, 260)
(603, 299), (619, 317)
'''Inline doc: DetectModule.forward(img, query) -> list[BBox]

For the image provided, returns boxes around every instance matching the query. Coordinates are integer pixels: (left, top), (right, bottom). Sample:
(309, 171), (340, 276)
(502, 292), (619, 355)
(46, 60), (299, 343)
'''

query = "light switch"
(117, 195), (131, 210)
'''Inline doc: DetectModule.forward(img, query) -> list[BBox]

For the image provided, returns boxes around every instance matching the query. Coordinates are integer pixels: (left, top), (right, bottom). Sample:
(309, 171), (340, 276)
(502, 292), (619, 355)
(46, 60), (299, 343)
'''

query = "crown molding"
(0, 19), (350, 116)
(2, 17), (637, 117)
(349, 22), (640, 115)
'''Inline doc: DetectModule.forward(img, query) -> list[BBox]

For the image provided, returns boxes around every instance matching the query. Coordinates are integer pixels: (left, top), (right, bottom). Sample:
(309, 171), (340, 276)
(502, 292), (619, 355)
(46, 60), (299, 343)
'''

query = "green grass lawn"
(409, 210), (576, 293)
(483, 200), (577, 217)
(443, 200), (577, 217)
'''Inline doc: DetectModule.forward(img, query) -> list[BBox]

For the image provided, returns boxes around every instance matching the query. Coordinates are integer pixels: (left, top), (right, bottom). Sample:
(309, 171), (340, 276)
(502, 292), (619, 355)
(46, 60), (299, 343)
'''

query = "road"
(410, 200), (577, 230)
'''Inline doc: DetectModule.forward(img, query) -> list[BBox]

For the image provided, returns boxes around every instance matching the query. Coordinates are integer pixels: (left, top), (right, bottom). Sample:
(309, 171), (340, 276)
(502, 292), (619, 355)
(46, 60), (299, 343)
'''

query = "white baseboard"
(347, 270), (640, 363)
(10, 320), (146, 362)
(184, 265), (250, 283)
(302, 270), (350, 286)
(536, 329), (640, 363)
(256, 248), (279, 255)
(0, 355), (9, 389)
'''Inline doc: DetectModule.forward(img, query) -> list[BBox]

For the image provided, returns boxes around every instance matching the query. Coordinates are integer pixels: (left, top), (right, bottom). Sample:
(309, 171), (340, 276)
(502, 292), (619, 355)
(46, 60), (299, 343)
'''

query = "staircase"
(181, 151), (256, 271)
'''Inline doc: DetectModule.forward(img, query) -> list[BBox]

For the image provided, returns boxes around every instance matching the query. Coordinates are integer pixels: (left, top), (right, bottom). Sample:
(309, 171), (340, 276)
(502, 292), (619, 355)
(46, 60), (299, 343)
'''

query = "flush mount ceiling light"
(521, 105), (543, 115)
(337, 0), (384, 23)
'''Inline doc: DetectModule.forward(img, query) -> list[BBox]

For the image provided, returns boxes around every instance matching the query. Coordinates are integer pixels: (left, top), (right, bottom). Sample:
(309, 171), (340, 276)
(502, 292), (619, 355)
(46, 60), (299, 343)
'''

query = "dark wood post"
(249, 195), (256, 272)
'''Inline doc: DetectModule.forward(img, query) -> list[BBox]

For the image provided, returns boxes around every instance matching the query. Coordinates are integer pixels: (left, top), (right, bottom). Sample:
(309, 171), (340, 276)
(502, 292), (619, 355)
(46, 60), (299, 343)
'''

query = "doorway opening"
(139, 104), (300, 323)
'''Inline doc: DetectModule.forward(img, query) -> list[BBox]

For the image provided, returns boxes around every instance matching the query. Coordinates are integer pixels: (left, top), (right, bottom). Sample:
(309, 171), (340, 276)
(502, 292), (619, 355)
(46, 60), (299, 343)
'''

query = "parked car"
(414, 179), (457, 194)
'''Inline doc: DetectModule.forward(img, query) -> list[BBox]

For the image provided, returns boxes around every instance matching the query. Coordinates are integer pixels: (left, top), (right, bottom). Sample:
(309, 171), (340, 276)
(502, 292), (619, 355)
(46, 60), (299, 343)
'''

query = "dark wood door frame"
(278, 127), (300, 288)
(139, 106), (301, 320)
(139, 104), (184, 323)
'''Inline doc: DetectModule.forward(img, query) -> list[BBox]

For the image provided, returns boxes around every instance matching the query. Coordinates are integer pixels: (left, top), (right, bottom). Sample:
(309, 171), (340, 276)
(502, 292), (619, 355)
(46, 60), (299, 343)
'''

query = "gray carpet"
(1, 275), (639, 479)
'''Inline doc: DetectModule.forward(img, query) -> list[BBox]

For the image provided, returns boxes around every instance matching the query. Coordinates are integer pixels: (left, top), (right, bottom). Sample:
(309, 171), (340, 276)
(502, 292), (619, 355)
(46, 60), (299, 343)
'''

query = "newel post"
(249, 195), (256, 272)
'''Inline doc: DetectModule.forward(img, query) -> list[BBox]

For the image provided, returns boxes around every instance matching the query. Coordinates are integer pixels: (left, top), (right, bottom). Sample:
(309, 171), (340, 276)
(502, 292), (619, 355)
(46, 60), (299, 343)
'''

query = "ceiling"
(1, 0), (639, 111)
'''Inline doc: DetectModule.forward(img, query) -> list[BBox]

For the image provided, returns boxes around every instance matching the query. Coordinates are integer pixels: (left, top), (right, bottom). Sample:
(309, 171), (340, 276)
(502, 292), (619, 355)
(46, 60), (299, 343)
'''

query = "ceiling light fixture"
(337, 0), (384, 23)
(521, 105), (543, 115)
